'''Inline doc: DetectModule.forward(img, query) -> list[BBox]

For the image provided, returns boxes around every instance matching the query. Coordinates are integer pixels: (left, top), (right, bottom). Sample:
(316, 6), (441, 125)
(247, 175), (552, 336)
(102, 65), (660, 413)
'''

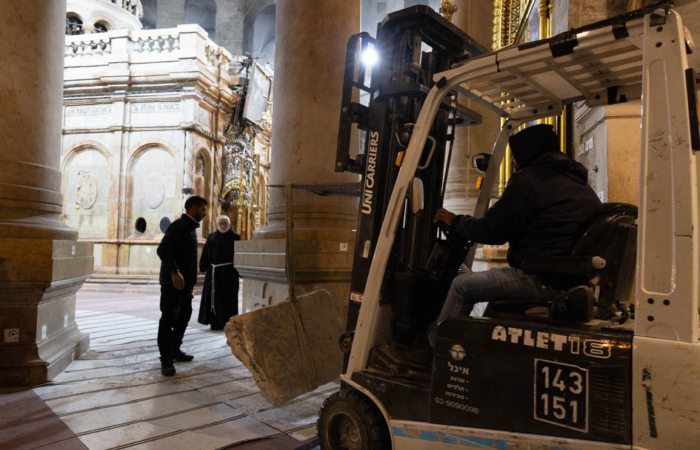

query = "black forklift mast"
(335, 6), (486, 345)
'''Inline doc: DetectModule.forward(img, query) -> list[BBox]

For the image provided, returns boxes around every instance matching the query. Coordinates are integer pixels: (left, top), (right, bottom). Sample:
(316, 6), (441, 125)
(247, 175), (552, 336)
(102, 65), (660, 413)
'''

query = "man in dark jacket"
(434, 124), (600, 323)
(157, 196), (207, 376)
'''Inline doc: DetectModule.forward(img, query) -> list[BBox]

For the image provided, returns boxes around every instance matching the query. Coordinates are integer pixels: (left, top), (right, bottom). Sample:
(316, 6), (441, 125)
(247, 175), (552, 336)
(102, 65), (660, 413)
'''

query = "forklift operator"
(433, 124), (600, 323)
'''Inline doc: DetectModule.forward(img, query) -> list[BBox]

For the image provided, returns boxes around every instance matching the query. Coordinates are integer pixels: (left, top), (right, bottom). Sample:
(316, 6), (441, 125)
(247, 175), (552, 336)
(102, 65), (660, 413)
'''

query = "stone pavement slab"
(27, 292), (336, 450)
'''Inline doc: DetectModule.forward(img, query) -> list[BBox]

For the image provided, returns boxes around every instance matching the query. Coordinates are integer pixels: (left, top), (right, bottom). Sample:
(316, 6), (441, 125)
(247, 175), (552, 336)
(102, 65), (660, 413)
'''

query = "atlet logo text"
(491, 326), (612, 359)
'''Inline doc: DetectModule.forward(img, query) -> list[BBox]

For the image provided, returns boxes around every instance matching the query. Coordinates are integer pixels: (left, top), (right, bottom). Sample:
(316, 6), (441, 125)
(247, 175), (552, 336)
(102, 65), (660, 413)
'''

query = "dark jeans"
(438, 267), (562, 324)
(158, 284), (193, 361)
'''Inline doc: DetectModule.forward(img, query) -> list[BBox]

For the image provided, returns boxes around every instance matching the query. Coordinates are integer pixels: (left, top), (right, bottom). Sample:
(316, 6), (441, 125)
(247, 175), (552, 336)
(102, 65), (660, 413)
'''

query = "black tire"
(317, 389), (391, 450)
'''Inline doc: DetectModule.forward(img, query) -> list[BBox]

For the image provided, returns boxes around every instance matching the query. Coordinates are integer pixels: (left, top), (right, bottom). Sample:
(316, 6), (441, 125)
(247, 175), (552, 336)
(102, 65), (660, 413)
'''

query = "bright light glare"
(362, 47), (378, 67)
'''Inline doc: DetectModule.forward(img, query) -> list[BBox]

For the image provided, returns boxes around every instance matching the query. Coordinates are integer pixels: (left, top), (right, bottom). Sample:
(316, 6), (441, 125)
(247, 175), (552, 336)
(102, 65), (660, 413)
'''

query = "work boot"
(172, 349), (194, 362)
(161, 359), (176, 376)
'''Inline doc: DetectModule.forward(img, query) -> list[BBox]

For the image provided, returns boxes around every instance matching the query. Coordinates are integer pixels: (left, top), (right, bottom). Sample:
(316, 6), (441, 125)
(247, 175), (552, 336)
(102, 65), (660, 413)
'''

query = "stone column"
(0, 0), (93, 386)
(442, 2), (505, 271)
(235, 0), (360, 322)
(443, 1), (501, 216)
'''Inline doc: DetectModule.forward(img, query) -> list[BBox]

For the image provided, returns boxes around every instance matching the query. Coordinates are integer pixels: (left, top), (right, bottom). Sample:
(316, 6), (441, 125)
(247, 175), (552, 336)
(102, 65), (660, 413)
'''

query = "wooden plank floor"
(20, 290), (336, 450)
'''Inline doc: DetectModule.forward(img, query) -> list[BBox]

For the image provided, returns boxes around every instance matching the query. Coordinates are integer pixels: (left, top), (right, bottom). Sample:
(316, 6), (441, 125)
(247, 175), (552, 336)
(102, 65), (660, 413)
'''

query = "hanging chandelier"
(439, 0), (458, 22)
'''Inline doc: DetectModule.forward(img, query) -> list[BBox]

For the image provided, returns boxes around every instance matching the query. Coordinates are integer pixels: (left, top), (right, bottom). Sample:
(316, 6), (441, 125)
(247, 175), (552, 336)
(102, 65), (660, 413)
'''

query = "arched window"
(66, 14), (83, 35)
(94, 21), (109, 33)
(185, 0), (217, 41)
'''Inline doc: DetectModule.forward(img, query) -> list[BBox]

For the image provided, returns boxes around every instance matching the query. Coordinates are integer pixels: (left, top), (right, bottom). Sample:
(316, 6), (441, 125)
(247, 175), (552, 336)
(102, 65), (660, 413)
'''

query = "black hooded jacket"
(157, 214), (200, 291)
(453, 151), (600, 274)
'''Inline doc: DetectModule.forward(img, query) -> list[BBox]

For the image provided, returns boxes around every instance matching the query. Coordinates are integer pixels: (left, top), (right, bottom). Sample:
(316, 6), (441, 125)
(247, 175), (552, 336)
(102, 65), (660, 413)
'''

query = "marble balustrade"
(64, 25), (233, 94)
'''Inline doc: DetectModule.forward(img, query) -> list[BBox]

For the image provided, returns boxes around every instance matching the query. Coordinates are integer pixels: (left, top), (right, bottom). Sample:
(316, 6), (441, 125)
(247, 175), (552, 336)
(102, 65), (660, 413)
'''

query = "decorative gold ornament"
(440, 0), (458, 22)
(492, 0), (535, 50)
(221, 135), (261, 212)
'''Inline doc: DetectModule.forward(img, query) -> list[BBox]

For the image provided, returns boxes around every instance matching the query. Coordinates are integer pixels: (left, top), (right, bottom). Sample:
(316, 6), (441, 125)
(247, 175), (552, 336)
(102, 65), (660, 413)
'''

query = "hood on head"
(509, 124), (559, 167)
(529, 151), (590, 185)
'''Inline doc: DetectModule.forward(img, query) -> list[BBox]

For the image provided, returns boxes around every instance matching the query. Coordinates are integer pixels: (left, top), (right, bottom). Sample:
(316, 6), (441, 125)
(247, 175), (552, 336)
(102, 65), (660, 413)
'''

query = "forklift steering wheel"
(436, 221), (471, 249)
(436, 220), (457, 237)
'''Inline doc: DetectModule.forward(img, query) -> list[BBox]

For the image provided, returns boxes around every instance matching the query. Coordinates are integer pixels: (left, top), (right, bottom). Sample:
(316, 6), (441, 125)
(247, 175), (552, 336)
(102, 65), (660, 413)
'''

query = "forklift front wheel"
(318, 389), (391, 450)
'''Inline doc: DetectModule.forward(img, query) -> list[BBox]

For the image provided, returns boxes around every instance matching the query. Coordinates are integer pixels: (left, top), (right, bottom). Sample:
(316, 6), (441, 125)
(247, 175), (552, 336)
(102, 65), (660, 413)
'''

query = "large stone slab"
(224, 289), (343, 405)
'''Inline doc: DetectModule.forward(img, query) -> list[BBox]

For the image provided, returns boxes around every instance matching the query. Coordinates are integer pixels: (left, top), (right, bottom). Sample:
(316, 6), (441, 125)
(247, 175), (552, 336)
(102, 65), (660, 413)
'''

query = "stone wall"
(154, 0), (247, 55)
(568, 0), (636, 29)
(216, 0), (245, 55)
(61, 97), (223, 277)
(156, 0), (186, 29)
(573, 102), (642, 205)
(361, 0), (441, 33)
(567, 0), (643, 205)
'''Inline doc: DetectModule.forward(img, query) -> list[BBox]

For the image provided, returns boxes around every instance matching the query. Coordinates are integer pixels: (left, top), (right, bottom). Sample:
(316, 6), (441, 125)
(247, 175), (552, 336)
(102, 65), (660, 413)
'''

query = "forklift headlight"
(362, 47), (378, 68)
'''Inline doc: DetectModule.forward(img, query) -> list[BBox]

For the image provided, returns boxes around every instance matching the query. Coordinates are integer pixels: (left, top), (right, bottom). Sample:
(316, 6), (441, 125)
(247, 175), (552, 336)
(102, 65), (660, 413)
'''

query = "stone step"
(82, 274), (205, 294)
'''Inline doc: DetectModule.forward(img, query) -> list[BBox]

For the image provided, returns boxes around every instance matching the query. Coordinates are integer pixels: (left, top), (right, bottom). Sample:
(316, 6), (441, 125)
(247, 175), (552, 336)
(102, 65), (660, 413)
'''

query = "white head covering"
(216, 215), (231, 234)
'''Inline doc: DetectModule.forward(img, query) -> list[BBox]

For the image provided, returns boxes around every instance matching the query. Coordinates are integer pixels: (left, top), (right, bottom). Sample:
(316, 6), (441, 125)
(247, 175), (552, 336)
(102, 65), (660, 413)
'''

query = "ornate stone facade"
(66, 0), (144, 33)
(61, 25), (239, 291)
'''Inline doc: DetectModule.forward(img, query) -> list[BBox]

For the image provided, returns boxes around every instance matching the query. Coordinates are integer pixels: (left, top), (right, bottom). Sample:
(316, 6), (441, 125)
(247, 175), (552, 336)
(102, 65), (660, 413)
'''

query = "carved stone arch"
(61, 144), (111, 238)
(88, 13), (115, 31)
(128, 138), (179, 161)
(66, 10), (84, 22)
(61, 142), (111, 213)
(62, 140), (111, 173)
(126, 141), (180, 212)
(126, 143), (180, 237)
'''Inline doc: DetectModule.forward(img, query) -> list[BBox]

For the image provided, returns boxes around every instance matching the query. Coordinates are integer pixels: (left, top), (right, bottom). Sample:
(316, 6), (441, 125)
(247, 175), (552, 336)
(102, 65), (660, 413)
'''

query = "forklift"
(317, 1), (700, 449)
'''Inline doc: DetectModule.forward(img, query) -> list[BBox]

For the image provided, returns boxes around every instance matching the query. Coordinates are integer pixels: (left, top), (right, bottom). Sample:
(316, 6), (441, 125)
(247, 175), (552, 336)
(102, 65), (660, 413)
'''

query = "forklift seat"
(486, 203), (638, 322)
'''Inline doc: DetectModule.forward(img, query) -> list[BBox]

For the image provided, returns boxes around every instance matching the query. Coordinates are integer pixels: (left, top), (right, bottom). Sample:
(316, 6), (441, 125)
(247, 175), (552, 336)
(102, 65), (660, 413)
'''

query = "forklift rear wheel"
(318, 389), (390, 450)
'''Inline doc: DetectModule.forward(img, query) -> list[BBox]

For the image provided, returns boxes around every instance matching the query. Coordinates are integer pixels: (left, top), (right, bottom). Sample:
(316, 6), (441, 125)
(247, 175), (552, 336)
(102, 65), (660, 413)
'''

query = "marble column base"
(0, 239), (93, 386)
(235, 237), (355, 326)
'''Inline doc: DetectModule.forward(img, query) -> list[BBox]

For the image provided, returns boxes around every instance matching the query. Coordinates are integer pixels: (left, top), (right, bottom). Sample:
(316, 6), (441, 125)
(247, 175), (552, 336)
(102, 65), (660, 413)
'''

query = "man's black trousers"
(158, 285), (193, 361)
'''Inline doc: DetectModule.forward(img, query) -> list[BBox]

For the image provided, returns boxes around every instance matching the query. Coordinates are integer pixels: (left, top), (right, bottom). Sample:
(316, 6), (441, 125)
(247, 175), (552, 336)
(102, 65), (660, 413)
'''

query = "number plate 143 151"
(534, 359), (588, 432)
